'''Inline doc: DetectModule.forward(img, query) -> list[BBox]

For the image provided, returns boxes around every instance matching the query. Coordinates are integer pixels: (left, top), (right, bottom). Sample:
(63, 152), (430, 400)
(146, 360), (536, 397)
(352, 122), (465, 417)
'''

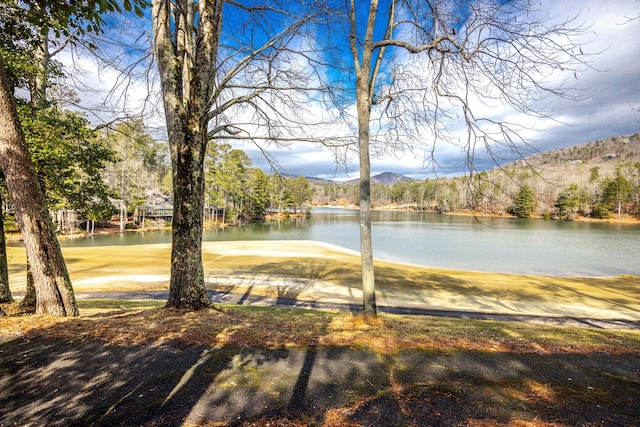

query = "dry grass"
(1, 302), (638, 355)
(3, 241), (639, 426)
(7, 240), (639, 323)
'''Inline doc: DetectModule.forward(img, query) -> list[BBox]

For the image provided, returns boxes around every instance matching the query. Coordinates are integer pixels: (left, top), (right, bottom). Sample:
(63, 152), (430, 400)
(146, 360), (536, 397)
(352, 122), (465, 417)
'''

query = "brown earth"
(1, 240), (639, 426)
(0, 304), (639, 427)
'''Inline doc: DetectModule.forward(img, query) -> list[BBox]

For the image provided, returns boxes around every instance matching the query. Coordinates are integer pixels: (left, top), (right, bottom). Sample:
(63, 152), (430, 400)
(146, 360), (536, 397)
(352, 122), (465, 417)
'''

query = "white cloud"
(58, 1), (640, 181)
(530, 0), (640, 149)
(279, 1), (640, 180)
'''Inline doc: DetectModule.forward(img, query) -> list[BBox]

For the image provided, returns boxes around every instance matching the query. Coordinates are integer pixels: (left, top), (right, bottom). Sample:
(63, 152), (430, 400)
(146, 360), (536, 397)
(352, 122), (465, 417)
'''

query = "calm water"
(45, 208), (639, 276)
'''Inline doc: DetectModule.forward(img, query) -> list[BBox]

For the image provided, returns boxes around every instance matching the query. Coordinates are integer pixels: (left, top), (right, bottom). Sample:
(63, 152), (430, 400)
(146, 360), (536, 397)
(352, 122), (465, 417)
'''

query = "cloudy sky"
(65, 0), (640, 181)
(242, 1), (640, 180)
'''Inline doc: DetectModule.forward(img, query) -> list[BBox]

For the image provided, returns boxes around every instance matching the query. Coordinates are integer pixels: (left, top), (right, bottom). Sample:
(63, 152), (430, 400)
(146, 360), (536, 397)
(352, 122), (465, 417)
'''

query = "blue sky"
(63, 0), (640, 181)
(237, 0), (640, 180)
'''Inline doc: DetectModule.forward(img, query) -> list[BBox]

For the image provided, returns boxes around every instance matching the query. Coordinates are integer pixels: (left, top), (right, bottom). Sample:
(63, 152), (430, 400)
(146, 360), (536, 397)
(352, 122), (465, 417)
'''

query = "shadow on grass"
(208, 258), (364, 310)
(0, 310), (639, 426)
(214, 256), (640, 321)
(376, 265), (640, 316)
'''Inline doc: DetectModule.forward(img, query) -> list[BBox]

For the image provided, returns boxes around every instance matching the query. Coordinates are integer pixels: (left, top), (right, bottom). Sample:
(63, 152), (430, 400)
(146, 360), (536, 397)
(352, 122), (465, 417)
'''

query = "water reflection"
(16, 207), (638, 277)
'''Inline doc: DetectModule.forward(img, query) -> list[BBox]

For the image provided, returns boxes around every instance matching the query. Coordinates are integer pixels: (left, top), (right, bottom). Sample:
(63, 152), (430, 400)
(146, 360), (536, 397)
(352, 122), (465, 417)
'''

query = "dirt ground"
(0, 332), (639, 427)
(2, 240), (639, 425)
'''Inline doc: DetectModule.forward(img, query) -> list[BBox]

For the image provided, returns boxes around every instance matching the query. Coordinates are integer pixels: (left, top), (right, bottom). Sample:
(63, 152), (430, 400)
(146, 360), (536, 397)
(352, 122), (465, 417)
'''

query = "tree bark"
(32, 29), (50, 108)
(356, 71), (376, 317)
(358, 120), (376, 317)
(166, 127), (210, 309)
(0, 55), (77, 316)
(0, 194), (12, 303)
(152, 0), (307, 309)
(153, 0), (215, 309)
(350, 0), (380, 317)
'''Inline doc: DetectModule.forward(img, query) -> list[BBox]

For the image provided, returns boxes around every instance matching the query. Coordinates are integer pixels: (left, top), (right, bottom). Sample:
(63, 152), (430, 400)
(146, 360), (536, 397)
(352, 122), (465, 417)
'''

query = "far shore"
(3, 204), (638, 244)
(317, 204), (640, 224)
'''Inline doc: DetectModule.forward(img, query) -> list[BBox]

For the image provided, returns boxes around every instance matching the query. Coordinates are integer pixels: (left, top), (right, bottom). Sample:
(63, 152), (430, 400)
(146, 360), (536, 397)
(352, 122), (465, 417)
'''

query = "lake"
(48, 208), (639, 277)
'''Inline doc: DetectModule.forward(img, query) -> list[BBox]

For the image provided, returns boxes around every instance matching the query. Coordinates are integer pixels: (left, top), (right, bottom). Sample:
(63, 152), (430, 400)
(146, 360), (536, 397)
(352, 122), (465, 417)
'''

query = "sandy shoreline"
(5, 240), (639, 323)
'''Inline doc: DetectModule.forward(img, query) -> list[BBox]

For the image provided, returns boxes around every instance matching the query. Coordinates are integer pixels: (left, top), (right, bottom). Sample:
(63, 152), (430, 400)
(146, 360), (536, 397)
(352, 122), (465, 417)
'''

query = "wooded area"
(312, 134), (640, 221)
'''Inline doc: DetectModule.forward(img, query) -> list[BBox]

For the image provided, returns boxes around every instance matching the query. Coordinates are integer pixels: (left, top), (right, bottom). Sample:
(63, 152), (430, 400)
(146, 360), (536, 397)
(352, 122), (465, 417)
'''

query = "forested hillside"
(311, 133), (640, 220)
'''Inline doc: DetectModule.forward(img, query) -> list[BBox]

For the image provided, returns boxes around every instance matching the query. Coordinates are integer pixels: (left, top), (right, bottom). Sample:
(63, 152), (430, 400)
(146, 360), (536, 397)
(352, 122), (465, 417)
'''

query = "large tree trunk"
(153, 0), (214, 310)
(0, 194), (12, 303)
(0, 56), (77, 316)
(166, 127), (210, 309)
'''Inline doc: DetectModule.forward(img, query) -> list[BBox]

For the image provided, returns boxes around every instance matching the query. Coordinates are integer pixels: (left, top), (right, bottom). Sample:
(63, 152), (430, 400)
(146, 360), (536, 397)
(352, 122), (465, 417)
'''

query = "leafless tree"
(331, 0), (589, 316)
(152, 0), (335, 309)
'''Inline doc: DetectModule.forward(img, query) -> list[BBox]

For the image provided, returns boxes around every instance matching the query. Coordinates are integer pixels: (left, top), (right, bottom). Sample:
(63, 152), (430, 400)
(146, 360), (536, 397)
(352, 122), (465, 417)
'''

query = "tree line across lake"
(2, 115), (637, 240)
(0, 118), (314, 233)
(313, 135), (640, 221)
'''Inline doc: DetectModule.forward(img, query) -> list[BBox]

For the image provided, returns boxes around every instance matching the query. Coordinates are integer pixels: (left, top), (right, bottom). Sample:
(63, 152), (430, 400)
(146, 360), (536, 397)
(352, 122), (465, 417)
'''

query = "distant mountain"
(307, 133), (640, 187)
(308, 133), (640, 216)
(342, 171), (413, 186)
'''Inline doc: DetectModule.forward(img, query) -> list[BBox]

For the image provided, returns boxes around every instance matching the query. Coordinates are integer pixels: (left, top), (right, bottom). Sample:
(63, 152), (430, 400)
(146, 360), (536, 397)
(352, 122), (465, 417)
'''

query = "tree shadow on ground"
(205, 255), (640, 325)
(0, 312), (639, 426)
(374, 263), (640, 320)
(207, 258), (364, 306)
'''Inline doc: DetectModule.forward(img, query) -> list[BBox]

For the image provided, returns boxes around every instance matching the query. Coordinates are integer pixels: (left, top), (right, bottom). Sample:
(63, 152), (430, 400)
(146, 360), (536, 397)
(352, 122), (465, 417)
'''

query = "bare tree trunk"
(350, 0), (382, 317)
(153, 0), (215, 309)
(0, 56), (77, 316)
(152, 0), (311, 308)
(119, 201), (126, 231)
(617, 200), (621, 220)
(32, 30), (50, 108)
(166, 129), (210, 309)
(356, 80), (376, 317)
(0, 194), (12, 303)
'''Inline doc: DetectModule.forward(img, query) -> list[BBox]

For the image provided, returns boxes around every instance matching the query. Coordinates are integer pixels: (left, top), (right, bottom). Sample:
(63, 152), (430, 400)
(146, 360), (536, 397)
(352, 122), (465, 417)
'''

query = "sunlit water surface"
(45, 208), (640, 277)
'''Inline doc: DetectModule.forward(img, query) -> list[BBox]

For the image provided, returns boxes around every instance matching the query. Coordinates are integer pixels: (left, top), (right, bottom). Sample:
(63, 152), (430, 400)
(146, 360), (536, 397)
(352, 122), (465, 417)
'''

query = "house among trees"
(137, 189), (173, 226)
(136, 190), (225, 226)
